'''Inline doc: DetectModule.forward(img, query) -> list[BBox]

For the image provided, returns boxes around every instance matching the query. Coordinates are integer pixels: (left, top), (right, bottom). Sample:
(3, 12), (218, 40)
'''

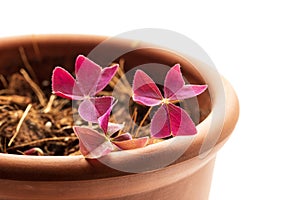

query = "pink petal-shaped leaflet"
(78, 96), (114, 123)
(113, 137), (149, 150)
(112, 132), (132, 142)
(163, 64), (208, 100)
(95, 64), (119, 93)
(150, 105), (171, 138)
(132, 70), (163, 106)
(106, 122), (125, 137)
(73, 126), (113, 159)
(163, 64), (185, 99)
(52, 67), (83, 100)
(168, 84), (208, 101)
(98, 100), (117, 134)
(75, 55), (102, 96)
(167, 103), (197, 136)
(75, 55), (86, 74)
(151, 104), (197, 138)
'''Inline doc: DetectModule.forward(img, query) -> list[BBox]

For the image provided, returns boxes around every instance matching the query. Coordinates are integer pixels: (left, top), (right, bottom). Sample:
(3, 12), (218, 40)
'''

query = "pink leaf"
(78, 96), (114, 123)
(98, 100), (117, 134)
(168, 85), (208, 101)
(133, 70), (163, 106)
(52, 67), (82, 100)
(164, 64), (208, 100)
(75, 55), (86, 74)
(73, 126), (113, 159)
(75, 55), (102, 96)
(163, 64), (185, 99)
(132, 64), (205, 139)
(112, 132), (132, 141)
(96, 64), (119, 92)
(167, 103), (197, 136)
(75, 55), (119, 96)
(113, 137), (149, 150)
(106, 122), (124, 137)
(150, 105), (171, 138)
(151, 104), (197, 138)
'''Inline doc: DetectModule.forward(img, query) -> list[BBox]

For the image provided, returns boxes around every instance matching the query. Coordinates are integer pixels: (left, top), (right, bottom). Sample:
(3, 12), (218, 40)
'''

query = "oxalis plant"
(52, 55), (207, 159)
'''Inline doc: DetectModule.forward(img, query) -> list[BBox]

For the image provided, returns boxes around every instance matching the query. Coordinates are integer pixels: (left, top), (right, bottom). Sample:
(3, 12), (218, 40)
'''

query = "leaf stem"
(134, 106), (152, 137)
(88, 121), (93, 129)
(130, 107), (138, 133)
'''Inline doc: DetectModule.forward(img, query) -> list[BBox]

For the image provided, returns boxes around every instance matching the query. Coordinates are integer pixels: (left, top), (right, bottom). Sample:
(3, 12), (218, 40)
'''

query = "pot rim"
(0, 34), (239, 180)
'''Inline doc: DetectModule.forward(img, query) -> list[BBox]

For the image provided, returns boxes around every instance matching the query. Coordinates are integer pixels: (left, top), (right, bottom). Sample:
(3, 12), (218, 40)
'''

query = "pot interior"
(0, 35), (211, 123)
(0, 35), (212, 158)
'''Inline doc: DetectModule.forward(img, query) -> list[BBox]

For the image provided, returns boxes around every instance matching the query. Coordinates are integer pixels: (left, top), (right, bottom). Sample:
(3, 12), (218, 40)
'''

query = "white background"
(1, 1), (299, 199)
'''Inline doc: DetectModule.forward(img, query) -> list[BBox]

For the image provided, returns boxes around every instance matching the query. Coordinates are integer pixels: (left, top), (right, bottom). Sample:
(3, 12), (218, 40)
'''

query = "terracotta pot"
(0, 34), (239, 200)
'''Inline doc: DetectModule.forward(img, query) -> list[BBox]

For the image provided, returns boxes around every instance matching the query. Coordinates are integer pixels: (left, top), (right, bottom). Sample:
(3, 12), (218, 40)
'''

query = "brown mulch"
(0, 71), (79, 156)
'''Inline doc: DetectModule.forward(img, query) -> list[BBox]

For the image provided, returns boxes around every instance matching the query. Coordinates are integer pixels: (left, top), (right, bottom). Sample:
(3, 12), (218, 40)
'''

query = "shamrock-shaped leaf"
(98, 117), (149, 150)
(52, 55), (118, 122)
(150, 103), (199, 138)
(133, 64), (207, 138)
(79, 96), (114, 123)
(105, 122), (125, 138)
(74, 120), (148, 158)
(113, 132), (133, 141)
(73, 126), (114, 159)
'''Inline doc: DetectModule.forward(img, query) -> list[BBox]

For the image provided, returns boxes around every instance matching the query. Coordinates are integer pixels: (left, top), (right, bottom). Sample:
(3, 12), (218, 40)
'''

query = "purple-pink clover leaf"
(74, 55), (119, 96)
(78, 96), (115, 123)
(164, 64), (207, 100)
(73, 126), (113, 159)
(52, 67), (83, 100)
(132, 64), (207, 138)
(112, 132), (133, 142)
(167, 84), (208, 101)
(105, 122), (125, 138)
(97, 99), (118, 134)
(52, 55), (119, 121)
(132, 70), (163, 106)
(96, 64), (119, 93)
(150, 104), (197, 138)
